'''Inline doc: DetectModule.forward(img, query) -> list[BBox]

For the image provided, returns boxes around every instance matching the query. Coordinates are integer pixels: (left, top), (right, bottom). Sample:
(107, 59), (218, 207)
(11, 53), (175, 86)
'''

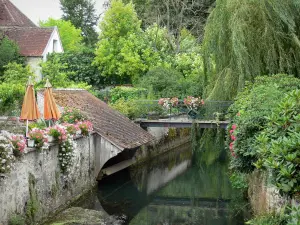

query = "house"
(0, 0), (63, 80)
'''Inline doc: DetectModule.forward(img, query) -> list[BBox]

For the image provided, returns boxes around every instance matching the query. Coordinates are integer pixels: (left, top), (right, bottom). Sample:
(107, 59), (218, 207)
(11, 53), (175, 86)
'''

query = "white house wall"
(27, 56), (43, 82)
(42, 27), (64, 61)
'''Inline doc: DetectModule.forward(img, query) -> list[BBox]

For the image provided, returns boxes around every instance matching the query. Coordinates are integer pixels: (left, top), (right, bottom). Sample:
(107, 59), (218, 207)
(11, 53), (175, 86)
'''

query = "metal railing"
(133, 100), (233, 121)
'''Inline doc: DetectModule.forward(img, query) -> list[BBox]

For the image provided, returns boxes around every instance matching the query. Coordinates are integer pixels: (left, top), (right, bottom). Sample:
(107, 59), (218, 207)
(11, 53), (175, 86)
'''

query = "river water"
(50, 129), (250, 225)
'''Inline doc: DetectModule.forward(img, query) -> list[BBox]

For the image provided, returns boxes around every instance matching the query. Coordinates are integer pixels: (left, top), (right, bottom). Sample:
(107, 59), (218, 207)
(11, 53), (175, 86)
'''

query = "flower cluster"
(158, 97), (179, 109)
(58, 135), (77, 173)
(0, 135), (14, 174)
(47, 125), (67, 143)
(229, 124), (237, 158)
(63, 123), (79, 135)
(60, 107), (86, 124)
(77, 121), (93, 136)
(10, 135), (26, 157)
(28, 128), (48, 151)
(184, 96), (204, 110)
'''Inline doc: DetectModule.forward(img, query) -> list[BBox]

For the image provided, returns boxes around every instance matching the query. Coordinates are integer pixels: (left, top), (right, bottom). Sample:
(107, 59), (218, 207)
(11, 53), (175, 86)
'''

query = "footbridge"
(134, 100), (232, 129)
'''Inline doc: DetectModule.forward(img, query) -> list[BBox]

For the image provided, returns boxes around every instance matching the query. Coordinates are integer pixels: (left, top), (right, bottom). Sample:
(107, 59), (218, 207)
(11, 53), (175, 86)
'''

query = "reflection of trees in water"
(128, 128), (247, 225)
(129, 144), (192, 193)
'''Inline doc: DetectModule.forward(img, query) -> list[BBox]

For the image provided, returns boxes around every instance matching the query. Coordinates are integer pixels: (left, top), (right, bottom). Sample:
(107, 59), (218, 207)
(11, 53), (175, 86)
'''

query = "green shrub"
(8, 214), (25, 225)
(229, 172), (248, 190)
(246, 213), (286, 225)
(28, 121), (47, 130)
(110, 98), (164, 119)
(137, 67), (185, 98)
(255, 90), (300, 196)
(227, 75), (300, 173)
(109, 86), (147, 103)
(0, 83), (24, 115)
(287, 205), (300, 225)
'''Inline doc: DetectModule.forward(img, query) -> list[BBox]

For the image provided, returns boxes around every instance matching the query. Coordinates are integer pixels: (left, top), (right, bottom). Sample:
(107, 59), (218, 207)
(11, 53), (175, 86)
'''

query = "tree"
(94, 0), (157, 84)
(40, 18), (83, 52)
(203, 0), (300, 100)
(0, 35), (22, 77)
(122, 0), (215, 41)
(2, 62), (35, 85)
(47, 49), (103, 88)
(60, 0), (99, 46)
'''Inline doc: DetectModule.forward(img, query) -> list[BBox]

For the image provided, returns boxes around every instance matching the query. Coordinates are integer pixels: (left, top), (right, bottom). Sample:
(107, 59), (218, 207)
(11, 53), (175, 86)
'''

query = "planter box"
(27, 139), (35, 148)
(47, 136), (55, 143)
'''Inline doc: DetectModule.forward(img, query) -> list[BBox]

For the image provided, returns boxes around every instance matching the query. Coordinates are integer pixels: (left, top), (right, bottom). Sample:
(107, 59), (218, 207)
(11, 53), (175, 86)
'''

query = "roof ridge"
(0, 0), (37, 27)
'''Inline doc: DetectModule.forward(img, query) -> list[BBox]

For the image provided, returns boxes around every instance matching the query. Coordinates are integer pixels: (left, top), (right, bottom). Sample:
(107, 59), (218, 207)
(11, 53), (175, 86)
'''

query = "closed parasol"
(20, 77), (40, 135)
(44, 79), (61, 122)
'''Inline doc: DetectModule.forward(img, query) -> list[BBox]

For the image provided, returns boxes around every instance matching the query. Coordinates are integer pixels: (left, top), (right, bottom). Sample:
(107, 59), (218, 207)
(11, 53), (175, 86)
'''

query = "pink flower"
(231, 135), (236, 141)
(232, 124), (237, 130)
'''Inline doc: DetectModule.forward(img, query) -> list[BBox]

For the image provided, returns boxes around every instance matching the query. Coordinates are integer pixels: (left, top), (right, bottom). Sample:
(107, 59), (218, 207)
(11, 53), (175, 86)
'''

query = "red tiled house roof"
(51, 90), (155, 150)
(0, 0), (36, 27)
(3, 27), (54, 56)
(0, 0), (55, 57)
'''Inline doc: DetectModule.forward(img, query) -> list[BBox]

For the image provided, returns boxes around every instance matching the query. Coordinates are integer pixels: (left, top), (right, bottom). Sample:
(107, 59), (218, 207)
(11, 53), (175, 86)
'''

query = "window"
(53, 39), (58, 52)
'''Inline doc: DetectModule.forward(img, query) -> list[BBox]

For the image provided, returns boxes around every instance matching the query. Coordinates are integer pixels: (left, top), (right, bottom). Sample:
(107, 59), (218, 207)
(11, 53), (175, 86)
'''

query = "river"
(48, 129), (250, 225)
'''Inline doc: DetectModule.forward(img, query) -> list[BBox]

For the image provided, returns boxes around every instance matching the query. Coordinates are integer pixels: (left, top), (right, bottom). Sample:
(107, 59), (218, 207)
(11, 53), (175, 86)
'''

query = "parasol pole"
(26, 119), (29, 137)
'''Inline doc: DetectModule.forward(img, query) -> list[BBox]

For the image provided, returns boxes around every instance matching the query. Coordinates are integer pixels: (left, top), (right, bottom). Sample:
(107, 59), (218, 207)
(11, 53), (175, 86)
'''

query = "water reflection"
(95, 129), (248, 224)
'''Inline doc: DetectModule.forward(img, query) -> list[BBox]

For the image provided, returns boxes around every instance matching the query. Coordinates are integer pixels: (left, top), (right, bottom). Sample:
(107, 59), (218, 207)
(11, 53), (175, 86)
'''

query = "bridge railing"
(133, 100), (233, 121)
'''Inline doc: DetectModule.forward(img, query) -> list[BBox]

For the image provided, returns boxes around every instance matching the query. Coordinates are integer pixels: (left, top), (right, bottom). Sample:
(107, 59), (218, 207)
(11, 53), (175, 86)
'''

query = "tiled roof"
(3, 27), (53, 56)
(0, 0), (36, 27)
(51, 89), (155, 150)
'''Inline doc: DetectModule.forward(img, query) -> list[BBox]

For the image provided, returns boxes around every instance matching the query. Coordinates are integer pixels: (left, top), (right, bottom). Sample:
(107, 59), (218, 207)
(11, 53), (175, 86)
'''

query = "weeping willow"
(203, 0), (300, 100)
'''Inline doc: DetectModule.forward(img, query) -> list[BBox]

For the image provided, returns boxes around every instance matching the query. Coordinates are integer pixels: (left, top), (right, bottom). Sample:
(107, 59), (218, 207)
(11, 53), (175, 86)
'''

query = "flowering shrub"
(10, 135), (26, 157)
(58, 135), (76, 173)
(229, 124), (237, 158)
(77, 121), (93, 136)
(158, 97), (179, 109)
(0, 135), (14, 174)
(63, 123), (79, 136)
(47, 125), (67, 143)
(60, 107), (86, 124)
(184, 96), (204, 110)
(28, 128), (48, 151)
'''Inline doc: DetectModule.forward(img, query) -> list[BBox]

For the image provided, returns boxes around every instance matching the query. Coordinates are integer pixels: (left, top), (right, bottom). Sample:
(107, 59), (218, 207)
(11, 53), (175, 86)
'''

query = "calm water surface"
(77, 130), (249, 225)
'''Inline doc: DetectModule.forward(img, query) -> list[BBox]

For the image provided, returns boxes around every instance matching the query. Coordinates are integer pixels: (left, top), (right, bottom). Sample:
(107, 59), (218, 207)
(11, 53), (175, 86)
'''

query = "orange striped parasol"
(44, 79), (61, 121)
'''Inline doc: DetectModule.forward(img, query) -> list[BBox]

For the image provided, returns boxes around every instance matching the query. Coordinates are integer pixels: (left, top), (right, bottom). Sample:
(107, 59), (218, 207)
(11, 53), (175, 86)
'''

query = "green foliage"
(39, 18), (83, 51)
(28, 121), (47, 130)
(2, 62), (35, 85)
(60, 0), (99, 46)
(255, 90), (300, 196)
(8, 214), (25, 225)
(109, 86), (147, 103)
(227, 75), (300, 173)
(48, 49), (102, 87)
(137, 67), (183, 98)
(94, 0), (149, 84)
(0, 83), (24, 116)
(229, 172), (248, 190)
(110, 98), (164, 119)
(286, 205), (300, 225)
(0, 35), (21, 77)
(246, 213), (286, 225)
(40, 54), (92, 90)
(203, 0), (300, 100)
(123, 0), (214, 40)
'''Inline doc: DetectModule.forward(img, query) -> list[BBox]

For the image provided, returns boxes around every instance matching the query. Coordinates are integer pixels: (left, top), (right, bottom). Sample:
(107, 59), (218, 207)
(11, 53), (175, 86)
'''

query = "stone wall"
(0, 135), (96, 225)
(247, 170), (296, 215)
